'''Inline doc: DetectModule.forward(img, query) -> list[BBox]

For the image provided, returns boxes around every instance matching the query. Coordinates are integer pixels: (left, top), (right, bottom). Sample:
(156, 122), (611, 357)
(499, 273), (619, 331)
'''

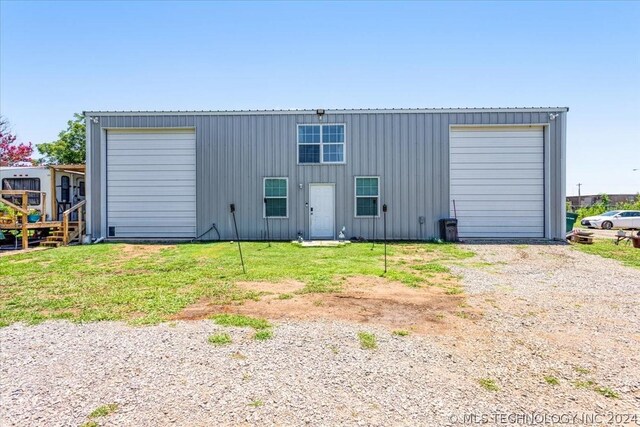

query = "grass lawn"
(571, 239), (640, 269)
(0, 242), (473, 327)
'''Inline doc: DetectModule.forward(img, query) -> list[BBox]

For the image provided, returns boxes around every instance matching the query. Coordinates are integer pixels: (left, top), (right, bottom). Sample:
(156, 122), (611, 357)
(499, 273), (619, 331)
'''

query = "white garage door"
(107, 129), (196, 239)
(450, 127), (544, 238)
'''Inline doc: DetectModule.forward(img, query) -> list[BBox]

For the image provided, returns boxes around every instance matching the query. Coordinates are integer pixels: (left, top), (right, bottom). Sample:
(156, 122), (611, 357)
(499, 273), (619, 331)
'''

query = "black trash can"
(439, 218), (458, 242)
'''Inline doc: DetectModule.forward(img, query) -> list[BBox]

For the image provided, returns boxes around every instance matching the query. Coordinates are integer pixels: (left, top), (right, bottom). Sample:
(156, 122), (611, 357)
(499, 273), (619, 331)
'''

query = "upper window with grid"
(297, 124), (345, 164)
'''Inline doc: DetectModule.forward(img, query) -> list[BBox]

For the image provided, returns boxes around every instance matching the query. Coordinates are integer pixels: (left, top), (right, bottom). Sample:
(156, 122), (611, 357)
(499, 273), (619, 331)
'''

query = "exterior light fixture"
(549, 113), (559, 120)
(316, 109), (325, 121)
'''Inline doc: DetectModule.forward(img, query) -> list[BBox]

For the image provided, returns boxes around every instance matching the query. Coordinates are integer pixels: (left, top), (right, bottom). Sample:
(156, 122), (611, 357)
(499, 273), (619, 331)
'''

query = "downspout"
(85, 112), (92, 242)
(559, 111), (568, 239)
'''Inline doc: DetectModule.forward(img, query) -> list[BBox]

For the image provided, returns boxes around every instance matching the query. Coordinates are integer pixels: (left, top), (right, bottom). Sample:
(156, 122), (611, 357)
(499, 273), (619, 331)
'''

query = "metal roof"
(84, 107), (569, 116)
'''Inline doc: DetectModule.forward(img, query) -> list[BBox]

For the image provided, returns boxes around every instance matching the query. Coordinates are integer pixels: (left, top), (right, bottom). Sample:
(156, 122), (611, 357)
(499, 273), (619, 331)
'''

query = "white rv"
(0, 165), (85, 221)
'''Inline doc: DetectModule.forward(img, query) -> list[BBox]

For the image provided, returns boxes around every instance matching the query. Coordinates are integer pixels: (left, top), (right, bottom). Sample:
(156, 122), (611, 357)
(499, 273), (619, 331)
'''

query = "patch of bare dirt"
(106, 244), (177, 272)
(172, 298), (214, 321)
(119, 244), (175, 257)
(235, 280), (305, 294)
(173, 276), (479, 334)
(1, 247), (49, 259)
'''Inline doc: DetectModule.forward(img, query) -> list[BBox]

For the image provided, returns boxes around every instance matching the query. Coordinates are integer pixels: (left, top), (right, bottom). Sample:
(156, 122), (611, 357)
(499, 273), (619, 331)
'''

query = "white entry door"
(309, 184), (335, 239)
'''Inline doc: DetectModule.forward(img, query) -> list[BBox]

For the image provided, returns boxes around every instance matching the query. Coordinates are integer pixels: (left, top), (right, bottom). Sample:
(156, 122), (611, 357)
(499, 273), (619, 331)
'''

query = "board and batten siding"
(86, 109), (567, 241)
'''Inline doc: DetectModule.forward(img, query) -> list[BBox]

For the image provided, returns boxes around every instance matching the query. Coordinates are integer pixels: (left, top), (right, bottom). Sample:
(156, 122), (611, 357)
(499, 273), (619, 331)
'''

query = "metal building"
(84, 107), (568, 241)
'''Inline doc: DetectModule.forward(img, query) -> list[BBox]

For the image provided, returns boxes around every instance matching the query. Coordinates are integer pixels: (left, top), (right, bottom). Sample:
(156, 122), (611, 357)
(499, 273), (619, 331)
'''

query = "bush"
(573, 194), (640, 221)
(0, 202), (18, 219)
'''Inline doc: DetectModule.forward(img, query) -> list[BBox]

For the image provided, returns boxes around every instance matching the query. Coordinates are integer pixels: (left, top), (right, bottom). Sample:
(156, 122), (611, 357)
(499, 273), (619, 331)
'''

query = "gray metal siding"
(87, 109), (566, 241)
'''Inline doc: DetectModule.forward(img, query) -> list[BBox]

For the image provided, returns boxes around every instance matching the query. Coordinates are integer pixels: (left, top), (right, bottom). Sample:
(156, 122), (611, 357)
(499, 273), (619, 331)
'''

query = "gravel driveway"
(1, 244), (639, 426)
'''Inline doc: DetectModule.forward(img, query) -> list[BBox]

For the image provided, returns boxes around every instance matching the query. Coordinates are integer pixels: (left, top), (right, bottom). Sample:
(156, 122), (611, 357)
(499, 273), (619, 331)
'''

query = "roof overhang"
(49, 164), (86, 172)
(84, 107), (570, 117)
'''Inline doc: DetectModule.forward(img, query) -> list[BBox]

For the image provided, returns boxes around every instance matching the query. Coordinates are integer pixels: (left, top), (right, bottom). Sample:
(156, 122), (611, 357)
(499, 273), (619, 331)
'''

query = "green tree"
(37, 113), (85, 164)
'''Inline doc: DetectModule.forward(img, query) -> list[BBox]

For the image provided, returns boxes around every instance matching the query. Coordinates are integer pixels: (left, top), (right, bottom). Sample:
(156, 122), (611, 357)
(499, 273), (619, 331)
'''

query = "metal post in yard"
(383, 203), (387, 273)
(230, 204), (246, 274)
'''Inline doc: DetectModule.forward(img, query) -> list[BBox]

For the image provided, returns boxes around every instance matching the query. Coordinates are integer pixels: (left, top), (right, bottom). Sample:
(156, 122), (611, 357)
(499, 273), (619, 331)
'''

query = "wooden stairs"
(40, 223), (83, 247)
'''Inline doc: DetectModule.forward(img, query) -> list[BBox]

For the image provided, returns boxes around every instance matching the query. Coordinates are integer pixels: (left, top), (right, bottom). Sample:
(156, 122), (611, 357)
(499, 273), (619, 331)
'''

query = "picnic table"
(616, 230), (640, 248)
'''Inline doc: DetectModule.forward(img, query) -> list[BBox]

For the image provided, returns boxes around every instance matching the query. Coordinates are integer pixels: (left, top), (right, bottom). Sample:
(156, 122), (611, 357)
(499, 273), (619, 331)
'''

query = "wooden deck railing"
(63, 200), (86, 245)
(0, 190), (47, 222)
(0, 190), (47, 249)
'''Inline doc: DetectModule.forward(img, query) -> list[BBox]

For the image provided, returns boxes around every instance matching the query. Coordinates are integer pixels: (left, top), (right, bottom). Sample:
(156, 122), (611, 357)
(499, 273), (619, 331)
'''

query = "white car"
(580, 210), (640, 229)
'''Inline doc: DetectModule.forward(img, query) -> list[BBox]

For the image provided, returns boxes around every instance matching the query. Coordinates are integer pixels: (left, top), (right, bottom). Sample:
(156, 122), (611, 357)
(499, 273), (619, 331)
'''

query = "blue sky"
(1, 1), (638, 195)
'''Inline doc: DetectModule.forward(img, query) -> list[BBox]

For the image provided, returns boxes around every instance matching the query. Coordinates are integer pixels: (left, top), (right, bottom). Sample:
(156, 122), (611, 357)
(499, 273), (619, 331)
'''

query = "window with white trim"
(355, 177), (379, 217)
(297, 124), (345, 164)
(264, 178), (288, 218)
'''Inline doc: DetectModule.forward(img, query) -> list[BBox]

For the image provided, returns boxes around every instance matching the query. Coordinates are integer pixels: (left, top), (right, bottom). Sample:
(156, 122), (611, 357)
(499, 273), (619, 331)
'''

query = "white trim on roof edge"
(84, 107), (569, 116)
